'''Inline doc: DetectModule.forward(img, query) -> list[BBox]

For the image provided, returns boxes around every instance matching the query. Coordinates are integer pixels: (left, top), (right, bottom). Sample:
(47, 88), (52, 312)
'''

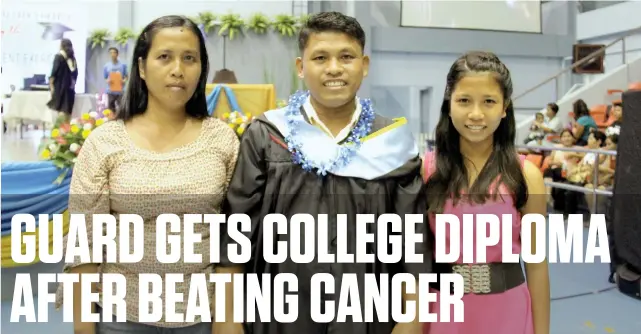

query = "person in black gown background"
(47, 38), (78, 120)
(216, 11), (432, 334)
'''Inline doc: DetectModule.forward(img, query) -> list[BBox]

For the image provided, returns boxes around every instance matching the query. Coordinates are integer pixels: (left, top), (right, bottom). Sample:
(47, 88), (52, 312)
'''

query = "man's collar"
(303, 96), (362, 142)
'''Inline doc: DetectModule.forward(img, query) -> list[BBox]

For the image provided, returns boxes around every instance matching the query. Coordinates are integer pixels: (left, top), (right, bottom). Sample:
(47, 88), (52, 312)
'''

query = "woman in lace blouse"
(56, 15), (239, 334)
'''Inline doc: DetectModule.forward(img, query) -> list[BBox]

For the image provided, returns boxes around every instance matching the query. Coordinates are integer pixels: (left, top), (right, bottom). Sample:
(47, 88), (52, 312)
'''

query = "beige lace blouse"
(55, 117), (240, 328)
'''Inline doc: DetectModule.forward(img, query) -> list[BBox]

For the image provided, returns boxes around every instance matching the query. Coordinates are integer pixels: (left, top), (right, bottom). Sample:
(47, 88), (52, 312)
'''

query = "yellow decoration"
(205, 84), (276, 118)
(206, 84), (275, 138)
(70, 124), (80, 134)
(51, 128), (60, 138)
(81, 113), (90, 120)
(1, 210), (71, 267)
(40, 149), (51, 159)
(82, 129), (91, 139)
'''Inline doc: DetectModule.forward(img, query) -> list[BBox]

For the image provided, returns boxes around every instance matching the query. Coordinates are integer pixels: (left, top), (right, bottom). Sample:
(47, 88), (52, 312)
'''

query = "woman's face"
(560, 131), (574, 146)
(449, 72), (507, 145)
(612, 105), (622, 120)
(139, 27), (202, 111)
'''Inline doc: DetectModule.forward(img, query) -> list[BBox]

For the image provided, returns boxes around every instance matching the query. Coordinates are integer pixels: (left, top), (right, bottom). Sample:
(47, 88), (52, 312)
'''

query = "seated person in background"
(560, 131), (607, 216)
(525, 103), (563, 148)
(584, 133), (618, 213)
(606, 101), (622, 136)
(523, 112), (545, 145)
(570, 99), (597, 146)
(544, 129), (576, 204)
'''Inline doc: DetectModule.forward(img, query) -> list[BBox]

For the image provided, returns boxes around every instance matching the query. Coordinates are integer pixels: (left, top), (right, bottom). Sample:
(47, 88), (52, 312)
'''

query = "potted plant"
(88, 29), (110, 49)
(114, 28), (136, 47)
(218, 13), (245, 40)
(247, 13), (271, 35)
(273, 14), (297, 37)
(197, 11), (218, 34)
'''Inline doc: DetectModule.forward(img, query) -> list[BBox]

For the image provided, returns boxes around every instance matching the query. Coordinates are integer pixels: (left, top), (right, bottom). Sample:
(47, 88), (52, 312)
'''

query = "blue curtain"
(1, 161), (71, 235)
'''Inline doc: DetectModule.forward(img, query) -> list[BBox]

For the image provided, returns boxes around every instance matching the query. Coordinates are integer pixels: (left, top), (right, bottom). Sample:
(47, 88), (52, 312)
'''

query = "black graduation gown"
(47, 53), (78, 115)
(220, 109), (434, 334)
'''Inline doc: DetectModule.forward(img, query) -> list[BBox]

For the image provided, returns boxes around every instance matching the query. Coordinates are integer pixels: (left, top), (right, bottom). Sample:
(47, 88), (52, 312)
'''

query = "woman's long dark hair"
(572, 99), (590, 120)
(426, 51), (528, 214)
(60, 38), (75, 61)
(117, 15), (210, 120)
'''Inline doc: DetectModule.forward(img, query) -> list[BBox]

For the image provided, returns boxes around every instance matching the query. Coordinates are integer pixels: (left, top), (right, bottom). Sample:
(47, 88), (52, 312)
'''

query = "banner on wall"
(1, 0), (88, 94)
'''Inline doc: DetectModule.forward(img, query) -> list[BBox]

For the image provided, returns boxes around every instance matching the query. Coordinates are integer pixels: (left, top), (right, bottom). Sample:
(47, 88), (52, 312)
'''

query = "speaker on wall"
(572, 44), (605, 74)
(611, 89), (641, 275)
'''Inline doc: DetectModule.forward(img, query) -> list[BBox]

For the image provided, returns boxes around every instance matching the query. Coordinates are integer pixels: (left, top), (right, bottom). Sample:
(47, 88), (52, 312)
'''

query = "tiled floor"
(2, 127), (46, 162)
(2, 130), (640, 333)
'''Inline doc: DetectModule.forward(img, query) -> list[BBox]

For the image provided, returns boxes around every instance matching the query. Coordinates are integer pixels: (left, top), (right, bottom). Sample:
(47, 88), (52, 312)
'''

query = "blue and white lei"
(284, 90), (375, 176)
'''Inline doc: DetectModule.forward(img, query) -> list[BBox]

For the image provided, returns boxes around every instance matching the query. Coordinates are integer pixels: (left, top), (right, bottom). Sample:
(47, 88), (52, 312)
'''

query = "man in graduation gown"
(215, 11), (433, 334)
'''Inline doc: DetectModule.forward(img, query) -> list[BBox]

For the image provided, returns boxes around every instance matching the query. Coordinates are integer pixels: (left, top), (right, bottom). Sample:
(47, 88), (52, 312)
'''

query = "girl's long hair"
(426, 51), (528, 214)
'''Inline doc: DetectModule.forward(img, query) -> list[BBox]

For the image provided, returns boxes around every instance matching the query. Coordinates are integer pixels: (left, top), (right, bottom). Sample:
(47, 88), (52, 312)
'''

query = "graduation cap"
(39, 22), (73, 41)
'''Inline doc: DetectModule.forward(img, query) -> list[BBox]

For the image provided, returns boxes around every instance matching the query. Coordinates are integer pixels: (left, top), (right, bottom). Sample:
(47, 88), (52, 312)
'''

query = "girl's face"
(560, 131), (574, 147)
(605, 137), (617, 150)
(535, 114), (544, 122)
(449, 72), (507, 145)
(587, 133), (601, 148)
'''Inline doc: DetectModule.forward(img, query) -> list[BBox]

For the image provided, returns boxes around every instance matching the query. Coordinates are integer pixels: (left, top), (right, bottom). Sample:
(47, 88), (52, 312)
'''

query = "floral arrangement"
(220, 110), (252, 137)
(39, 109), (113, 183)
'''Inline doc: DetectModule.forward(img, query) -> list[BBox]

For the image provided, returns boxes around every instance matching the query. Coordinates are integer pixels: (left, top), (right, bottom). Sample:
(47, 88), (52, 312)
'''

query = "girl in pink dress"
(422, 51), (550, 334)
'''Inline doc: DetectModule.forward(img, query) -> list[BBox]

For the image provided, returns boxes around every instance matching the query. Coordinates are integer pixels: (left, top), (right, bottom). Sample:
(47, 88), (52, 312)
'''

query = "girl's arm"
(522, 160), (551, 334)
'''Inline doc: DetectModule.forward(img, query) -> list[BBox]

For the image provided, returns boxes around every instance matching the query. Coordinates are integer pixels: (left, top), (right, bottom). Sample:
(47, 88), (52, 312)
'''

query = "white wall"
(577, 1), (641, 41)
(370, 52), (562, 134)
(580, 33), (641, 78)
(132, 1), (296, 31)
(64, 0), (297, 33)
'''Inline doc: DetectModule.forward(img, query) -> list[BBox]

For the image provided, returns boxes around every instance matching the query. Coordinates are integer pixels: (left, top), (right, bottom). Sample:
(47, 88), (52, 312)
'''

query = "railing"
(515, 144), (617, 213)
(512, 25), (641, 102)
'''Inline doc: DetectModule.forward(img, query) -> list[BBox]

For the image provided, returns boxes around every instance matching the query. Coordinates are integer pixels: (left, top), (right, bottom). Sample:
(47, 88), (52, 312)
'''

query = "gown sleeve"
(50, 54), (63, 79)
(220, 120), (267, 267)
(394, 157), (434, 276)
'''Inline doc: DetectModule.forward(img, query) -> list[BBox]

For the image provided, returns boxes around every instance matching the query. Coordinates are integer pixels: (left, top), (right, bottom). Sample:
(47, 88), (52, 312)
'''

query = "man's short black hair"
(298, 11), (366, 53)
(547, 102), (558, 113)
(108, 47), (119, 54)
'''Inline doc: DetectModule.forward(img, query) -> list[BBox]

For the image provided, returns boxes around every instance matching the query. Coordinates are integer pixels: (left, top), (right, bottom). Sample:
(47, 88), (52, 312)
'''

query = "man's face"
(110, 49), (119, 62)
(296, 31), (369, 109)
(546, 107), (555, 118)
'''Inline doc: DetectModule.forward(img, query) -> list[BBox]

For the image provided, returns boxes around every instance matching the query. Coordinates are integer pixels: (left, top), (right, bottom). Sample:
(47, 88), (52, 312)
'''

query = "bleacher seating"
(522, 82), (636, 174)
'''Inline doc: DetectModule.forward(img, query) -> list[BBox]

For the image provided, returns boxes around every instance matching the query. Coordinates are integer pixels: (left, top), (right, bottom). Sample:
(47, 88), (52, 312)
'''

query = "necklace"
(284, 90), (375, 176)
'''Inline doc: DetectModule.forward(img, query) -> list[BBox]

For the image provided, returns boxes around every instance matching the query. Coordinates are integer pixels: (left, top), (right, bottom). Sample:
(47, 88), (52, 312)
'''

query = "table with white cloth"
(2, 91), (96, 137)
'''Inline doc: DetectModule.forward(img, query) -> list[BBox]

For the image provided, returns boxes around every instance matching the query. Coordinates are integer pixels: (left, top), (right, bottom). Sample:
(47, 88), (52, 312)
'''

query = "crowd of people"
(523, 98), (623, 218)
